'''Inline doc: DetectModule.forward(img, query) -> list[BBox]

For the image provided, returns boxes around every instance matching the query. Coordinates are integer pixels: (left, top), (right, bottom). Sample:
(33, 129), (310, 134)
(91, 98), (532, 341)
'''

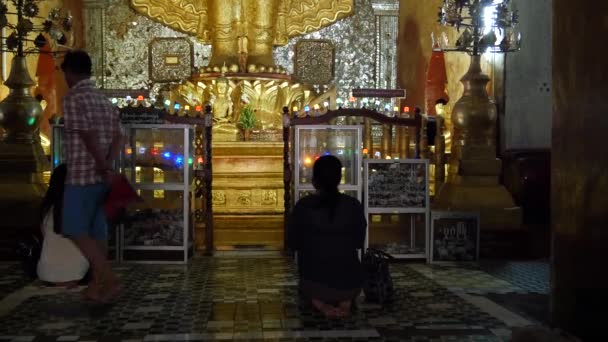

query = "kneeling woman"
(37, 164), (90, 287)
(288, 155), (367, 317)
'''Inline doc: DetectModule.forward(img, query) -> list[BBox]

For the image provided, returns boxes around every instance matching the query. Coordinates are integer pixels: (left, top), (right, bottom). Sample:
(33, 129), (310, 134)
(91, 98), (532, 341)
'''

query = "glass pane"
(298, 128), (359, 186)
(123, 128), (186, 184)
(368, 213), (426, 255)
(367, 162), (427, 209)
(123, 189), (184, 246)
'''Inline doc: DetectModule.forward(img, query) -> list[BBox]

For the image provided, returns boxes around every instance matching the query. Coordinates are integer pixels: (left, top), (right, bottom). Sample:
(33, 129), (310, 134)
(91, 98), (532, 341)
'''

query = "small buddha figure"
(212, 76), (233, 124)
(211, 76), (239, 139)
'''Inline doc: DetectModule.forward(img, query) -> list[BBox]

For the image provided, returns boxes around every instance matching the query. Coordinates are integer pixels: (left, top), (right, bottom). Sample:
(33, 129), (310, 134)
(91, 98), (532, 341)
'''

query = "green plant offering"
(239, 105), (257, 129)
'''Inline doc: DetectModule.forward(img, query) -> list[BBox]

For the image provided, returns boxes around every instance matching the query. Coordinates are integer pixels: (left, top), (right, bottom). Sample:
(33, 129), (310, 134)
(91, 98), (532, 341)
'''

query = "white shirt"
(37, 209), (89, 283)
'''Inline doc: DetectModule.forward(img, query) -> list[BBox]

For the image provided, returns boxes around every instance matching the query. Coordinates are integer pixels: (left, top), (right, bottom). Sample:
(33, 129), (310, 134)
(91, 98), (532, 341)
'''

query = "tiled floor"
(0, 257), (550, 342)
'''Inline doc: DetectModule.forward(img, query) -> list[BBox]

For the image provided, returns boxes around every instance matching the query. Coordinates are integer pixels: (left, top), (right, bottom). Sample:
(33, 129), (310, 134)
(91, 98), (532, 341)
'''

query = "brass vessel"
(0, 56), (43, 143)
(434, 55), (521, 230)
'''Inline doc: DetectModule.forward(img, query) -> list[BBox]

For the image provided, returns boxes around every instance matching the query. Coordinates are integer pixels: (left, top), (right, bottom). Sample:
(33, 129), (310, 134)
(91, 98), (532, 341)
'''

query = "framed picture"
(149, 38), (193, 82)
(430, 211), (480, 263)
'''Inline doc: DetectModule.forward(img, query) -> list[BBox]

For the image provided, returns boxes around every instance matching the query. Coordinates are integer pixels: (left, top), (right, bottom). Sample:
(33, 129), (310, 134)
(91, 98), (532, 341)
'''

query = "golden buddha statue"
(212, 76), (234, 124)
(130, 0), (353, 69)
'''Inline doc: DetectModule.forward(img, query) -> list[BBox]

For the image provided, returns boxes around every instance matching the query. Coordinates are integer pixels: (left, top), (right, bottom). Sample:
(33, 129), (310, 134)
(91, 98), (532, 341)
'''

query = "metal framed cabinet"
(364, 159), (430, 261)
(293, 125), (363, 203)
(119, 124), (194, 263)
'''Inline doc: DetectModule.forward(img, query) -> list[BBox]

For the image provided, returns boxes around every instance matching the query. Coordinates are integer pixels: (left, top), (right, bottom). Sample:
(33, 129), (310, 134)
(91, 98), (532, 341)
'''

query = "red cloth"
(104, 174), (140, 222)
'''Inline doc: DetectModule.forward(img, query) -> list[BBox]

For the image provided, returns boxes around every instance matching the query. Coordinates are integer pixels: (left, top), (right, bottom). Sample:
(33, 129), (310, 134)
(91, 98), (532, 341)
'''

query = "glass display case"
(364, 159), (430, 261)
(293, 125), (363, 202)
(119, 124), (194, 263)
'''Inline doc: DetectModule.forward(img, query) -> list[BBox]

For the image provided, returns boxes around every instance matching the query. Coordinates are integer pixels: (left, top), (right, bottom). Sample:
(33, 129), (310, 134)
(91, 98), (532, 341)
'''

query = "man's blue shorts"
(63, 183), (109, 240)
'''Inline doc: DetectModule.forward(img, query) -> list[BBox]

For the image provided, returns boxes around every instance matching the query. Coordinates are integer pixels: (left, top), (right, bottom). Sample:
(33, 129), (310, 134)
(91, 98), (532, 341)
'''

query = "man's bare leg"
(71, 236), (113, 301)
(95, 237), (123, 299)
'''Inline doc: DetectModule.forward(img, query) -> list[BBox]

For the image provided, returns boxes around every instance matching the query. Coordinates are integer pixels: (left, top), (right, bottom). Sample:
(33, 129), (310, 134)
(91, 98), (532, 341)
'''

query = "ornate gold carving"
(212, 190), (226, 205)
(130, 0), (353, 68)
(149, 38), (193, 82)
(169, 74), (320, 140)
(295, 40), (335, 85)
(236, 191), (252, 206)
(262, 190), (277, 205)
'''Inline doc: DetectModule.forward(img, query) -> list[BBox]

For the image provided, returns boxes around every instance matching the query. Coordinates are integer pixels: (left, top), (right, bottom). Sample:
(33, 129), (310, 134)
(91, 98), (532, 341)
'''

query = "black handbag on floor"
(362, 248), (395, 304)
(15, 234), (42, 279)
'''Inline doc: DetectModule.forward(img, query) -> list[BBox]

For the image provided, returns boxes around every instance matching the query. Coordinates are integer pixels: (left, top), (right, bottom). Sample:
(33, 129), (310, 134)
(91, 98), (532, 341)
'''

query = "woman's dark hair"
(60, 50), (92, 76)
(41, 164), (67, 234)
(312, 155), (342, 220)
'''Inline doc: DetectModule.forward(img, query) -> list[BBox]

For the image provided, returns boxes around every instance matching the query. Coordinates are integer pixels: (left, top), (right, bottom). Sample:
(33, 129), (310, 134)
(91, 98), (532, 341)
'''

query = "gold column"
(363, 118), (372, 152)
(397, 125), (409, 159)
(551, 1), (608, 340)
(419, 115), (428, 159)
(434, 115), (446, 191)
(381, 124), (392, 158)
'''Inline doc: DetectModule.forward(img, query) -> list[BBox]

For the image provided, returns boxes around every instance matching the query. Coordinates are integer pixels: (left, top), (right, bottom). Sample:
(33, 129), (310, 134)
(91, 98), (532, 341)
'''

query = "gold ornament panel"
(211, 189), (284, 214)
(149, 37), (194, 82)
(294, 39), (335, 85)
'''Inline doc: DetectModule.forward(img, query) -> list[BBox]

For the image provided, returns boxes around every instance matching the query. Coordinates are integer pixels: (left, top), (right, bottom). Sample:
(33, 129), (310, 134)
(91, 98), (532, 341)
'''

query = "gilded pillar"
(419, 115), (428, 159)
(381, 124), (392, 158)
(82, 0), (106, 87)
(397, 125), (409, 159)
(363, 118), (372, 151)
(551, 1), (608, 340)
(434, 115), (446, 191)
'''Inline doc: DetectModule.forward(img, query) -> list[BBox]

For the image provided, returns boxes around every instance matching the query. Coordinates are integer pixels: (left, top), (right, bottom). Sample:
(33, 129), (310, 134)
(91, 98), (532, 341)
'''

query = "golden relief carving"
(129, 0), (353, 68)
(171, 75), (320, 140)
(236, 191), (252, 206)
(262, 190), (277, 205)
(212, 190), (226, 205)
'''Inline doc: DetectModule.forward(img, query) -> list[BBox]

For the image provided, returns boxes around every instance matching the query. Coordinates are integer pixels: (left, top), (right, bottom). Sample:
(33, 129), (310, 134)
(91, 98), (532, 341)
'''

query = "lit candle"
(137, 95), (144, 101)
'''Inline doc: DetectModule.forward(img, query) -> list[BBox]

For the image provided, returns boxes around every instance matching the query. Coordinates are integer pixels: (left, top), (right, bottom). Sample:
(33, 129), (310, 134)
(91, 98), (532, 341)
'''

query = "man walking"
(61, 50), (122, 302)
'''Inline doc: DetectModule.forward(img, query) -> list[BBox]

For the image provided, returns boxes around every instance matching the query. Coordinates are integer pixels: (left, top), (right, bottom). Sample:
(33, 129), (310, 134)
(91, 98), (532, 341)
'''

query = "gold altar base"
(0, 142), (48, 258)
(210, 141), (284, 250)
(434, 146), (522, 231)
(214, 215), (284, 250)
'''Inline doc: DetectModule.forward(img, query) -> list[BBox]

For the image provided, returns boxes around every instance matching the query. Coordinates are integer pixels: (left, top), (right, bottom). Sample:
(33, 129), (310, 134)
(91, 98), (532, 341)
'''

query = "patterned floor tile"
(479, 260), (549, 294)
(0, 257), (548, 341)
